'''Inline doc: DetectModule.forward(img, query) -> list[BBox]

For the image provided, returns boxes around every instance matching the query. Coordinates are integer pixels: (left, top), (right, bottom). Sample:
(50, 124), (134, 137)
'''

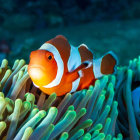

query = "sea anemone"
(115, 56), (140, 140)
(0, 56), (139, 140)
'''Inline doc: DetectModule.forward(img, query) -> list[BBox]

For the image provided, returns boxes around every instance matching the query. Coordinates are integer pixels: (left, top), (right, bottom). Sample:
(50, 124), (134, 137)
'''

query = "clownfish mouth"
(28, 64), (46, 72)
(28, 64), (49, 87)
(28, 64), (47, 80)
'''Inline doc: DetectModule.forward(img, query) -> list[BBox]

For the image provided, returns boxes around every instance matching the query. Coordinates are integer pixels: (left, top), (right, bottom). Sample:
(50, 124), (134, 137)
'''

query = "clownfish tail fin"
(93, 51), (118, 78)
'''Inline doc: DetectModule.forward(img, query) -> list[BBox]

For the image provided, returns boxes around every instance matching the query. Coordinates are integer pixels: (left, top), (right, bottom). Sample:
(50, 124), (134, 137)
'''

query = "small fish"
(28, 35), (118, 96)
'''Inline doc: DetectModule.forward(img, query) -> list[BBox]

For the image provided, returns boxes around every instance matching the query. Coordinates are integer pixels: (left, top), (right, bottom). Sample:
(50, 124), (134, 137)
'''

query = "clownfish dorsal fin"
(55, 35), (68, 40)
(79, 43), (89, 49)
(93, 51), (118, 78)
(46, 35), (69, 47)
(53, 35), (69, 44)
(66, 60), (93, 82)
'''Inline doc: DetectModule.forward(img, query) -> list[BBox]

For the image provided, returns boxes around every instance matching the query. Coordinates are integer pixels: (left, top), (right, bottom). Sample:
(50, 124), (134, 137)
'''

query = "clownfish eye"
(48, 55), (52, 60)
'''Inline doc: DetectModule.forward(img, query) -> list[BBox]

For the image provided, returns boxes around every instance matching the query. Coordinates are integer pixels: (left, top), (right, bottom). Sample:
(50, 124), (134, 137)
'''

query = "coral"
(0, 56), (139, 140)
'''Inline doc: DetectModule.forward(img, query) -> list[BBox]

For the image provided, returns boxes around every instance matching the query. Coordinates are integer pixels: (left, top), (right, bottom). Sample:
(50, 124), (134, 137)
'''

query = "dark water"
(0, 0), (140, 66)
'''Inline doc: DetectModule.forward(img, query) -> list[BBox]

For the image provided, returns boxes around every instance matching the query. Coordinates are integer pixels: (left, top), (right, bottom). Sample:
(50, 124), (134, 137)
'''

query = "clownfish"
(28, 35), (118, 96)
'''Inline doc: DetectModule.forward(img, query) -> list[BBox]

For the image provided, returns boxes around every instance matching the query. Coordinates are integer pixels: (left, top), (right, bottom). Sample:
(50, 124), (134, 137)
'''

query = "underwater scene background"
(0, 0), (140, 140)
(0, 0), (140, 65)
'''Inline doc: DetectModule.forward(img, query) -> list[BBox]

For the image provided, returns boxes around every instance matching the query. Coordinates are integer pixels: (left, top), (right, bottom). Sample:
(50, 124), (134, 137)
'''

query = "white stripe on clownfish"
(39, 43), (64, 88)
(93, 57), (103, 78)
(67, 45), (82, 92)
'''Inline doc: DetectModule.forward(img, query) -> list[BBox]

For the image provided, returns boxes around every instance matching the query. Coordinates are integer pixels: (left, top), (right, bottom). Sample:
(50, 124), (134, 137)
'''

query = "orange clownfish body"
(28, 35), (118, 96)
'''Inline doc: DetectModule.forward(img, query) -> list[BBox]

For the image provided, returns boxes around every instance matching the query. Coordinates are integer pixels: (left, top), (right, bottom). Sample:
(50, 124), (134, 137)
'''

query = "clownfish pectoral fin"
(72, 60), (93, 73)
(66, 71), (80, 83)
(93, 51), (118, 78)
(66, 60), (93, 82)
